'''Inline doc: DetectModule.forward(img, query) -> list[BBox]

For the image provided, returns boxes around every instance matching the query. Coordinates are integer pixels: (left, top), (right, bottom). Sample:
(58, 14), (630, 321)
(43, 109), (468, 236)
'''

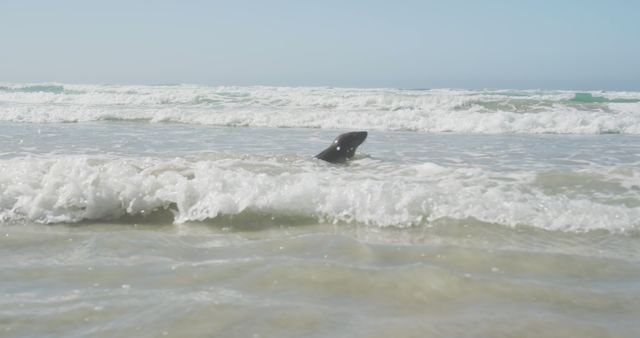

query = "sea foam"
(1, 84), (639, 134)
(1, 156), (638, 232)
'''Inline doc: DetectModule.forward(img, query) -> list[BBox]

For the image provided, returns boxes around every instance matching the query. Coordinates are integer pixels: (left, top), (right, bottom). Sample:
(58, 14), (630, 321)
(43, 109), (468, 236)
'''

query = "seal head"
(315, 131), (368, 164)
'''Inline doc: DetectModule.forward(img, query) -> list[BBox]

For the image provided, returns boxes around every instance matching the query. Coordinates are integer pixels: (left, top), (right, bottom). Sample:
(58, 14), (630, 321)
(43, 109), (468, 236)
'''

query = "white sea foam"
(1, 156), (638, 232)
(1, 84), (639, 134)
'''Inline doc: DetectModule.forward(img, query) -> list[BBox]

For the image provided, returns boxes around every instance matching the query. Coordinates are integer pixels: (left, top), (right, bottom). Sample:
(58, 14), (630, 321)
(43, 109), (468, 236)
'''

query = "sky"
(1, 0), (639, 90)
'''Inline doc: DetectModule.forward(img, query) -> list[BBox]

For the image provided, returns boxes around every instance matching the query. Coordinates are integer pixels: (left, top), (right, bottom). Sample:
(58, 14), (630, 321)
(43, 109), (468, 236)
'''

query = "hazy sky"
(2, 0), (639, 90)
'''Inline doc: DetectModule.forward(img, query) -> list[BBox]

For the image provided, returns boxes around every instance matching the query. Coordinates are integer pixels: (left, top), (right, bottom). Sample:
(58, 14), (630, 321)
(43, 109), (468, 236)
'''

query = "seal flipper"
(315, 131), (368, 164)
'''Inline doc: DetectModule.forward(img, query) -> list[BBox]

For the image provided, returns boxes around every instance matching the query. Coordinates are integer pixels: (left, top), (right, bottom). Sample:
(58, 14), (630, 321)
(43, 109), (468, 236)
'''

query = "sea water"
(1, 84), (639, 337)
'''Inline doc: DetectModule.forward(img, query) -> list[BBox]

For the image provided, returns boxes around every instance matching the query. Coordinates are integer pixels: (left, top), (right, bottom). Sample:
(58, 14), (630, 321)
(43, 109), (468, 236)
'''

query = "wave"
(0, 84), (639, 134)
(570, 92), (640, 104)
(0, 84), (66, 94)
(1, 156), (638, 232)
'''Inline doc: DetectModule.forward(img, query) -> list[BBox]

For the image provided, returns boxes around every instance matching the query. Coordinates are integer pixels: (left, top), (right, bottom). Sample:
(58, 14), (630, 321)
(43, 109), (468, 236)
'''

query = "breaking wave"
(1, 156), (638, 232)
(0, 84), (639, 134)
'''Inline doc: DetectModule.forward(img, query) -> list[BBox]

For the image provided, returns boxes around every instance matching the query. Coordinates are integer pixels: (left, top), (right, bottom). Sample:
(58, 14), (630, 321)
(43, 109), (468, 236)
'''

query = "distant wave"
(570, 92), (640, 104)
(1, 156), (638, 232)
(1, 84), (639, 134)
(0, 84), (65, 94)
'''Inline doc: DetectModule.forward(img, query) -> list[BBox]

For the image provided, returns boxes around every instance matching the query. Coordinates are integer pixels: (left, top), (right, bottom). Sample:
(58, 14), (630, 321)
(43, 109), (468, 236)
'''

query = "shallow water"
(2, 222), (640, 338)
(1, 84), (640, 337)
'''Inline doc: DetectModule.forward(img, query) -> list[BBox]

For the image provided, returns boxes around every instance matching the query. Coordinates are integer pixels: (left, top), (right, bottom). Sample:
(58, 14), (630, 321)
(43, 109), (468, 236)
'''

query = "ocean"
(1, 83), (639, 337)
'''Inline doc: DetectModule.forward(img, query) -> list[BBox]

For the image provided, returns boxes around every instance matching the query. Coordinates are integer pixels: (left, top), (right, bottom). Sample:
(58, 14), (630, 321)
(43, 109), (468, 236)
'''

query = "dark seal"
(315, 131), (368, 164)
